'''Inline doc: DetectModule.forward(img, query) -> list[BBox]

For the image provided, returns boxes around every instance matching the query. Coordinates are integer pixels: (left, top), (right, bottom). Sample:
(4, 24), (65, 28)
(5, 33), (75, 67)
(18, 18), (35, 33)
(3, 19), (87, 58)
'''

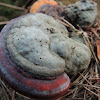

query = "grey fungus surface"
(50, 34), (91, 75)
(6, 13), (91, 76)
(7, 13), (67, 77)
(62, 0), (97, 27)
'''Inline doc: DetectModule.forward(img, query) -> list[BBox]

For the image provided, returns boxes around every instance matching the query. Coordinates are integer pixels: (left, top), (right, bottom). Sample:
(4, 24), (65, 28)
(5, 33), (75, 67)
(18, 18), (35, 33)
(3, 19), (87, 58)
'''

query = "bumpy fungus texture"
(0, 13), (91, 99)
(62, 0), (97, 27)
(7, 13), (68, 77)
(30, 0), (57, 13)
(5, 13), (91, 76)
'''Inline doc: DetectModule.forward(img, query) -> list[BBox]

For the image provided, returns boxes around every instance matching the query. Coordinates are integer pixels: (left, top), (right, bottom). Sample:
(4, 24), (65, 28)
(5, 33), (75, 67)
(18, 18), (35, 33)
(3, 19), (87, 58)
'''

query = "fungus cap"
(5, 13), (68, 77)
(0, 13), (70, 99)
(30, 0), (58, 13)
(0, 13), (91, 76)
(62, 0), (97, 27)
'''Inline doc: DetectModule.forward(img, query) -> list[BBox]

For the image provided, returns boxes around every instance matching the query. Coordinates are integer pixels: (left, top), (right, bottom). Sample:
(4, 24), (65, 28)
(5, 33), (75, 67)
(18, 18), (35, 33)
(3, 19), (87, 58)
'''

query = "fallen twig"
(0, 21), (8, 25)
(1, 84), (10, 100)
(84, 86), (100, 98)
(0, 2), (27, 11)
(72, 83), (100, 89)
(88, 78), (100, 80)
(0, 79), (16, 100)
(83, 90), (86, 100)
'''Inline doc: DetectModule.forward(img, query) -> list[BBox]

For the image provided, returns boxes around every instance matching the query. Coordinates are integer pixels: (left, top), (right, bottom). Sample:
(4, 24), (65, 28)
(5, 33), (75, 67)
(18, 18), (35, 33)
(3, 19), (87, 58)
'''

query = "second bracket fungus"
(62, 0), (97, 27)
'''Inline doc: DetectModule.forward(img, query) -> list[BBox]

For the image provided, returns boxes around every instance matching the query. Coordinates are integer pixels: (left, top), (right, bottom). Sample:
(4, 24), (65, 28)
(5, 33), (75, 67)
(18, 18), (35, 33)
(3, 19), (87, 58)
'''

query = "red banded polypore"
(0, 13), (70, 100)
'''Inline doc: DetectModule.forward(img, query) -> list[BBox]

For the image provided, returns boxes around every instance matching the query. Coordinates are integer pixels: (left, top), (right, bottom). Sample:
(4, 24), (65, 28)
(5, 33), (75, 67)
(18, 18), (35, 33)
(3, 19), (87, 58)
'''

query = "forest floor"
(0, 0), (100, 100)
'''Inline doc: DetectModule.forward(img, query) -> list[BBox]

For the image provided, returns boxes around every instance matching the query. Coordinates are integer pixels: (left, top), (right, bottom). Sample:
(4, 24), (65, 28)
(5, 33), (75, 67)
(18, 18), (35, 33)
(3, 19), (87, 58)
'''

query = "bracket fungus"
(30, 0), (57, 13)
(30, 0), (97, 28)
(62, 0), (97, 27)
(0, 13), (91, 99)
